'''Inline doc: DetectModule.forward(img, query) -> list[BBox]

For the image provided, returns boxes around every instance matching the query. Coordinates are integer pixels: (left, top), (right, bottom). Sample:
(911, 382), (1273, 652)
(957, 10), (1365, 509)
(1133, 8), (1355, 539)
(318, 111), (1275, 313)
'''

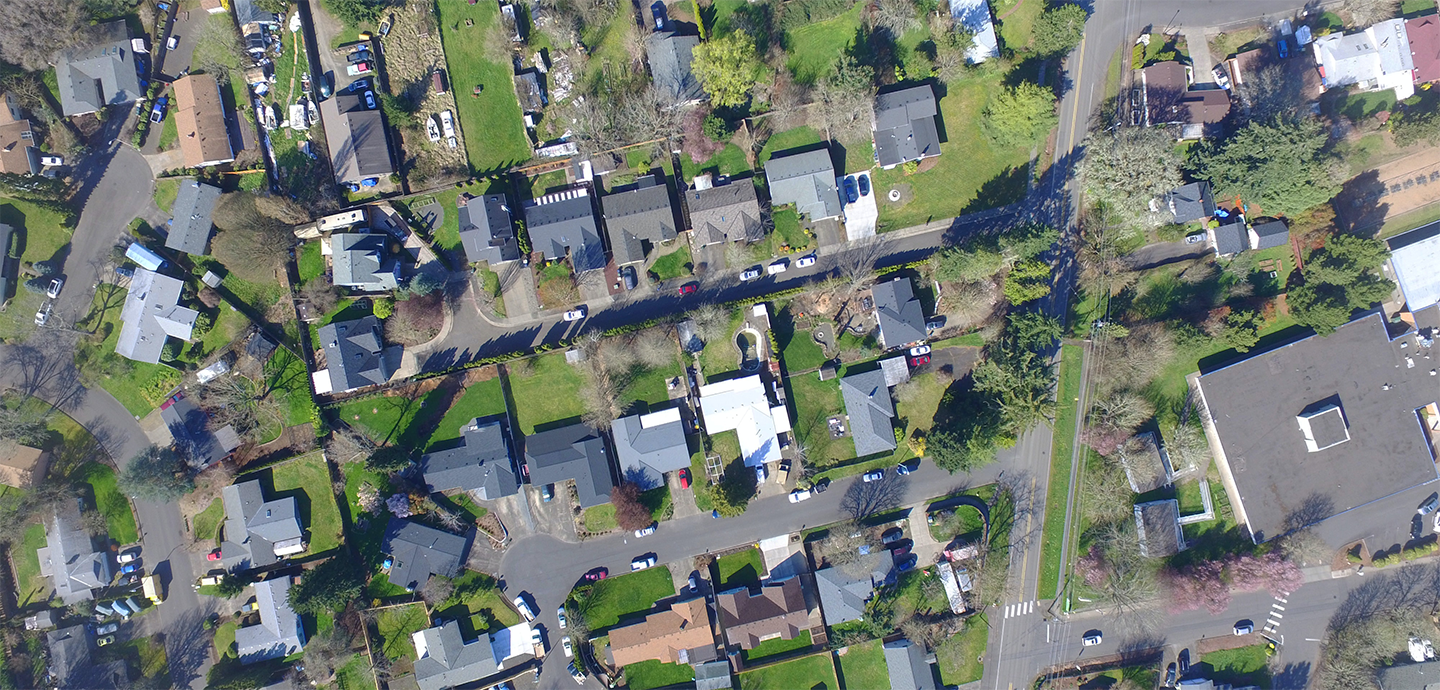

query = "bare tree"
(872, 0), (922, 37)
(578, 332), (626, 430)
(691, 304), (732, 345)
(811, 57), (876, 144)
(191, 12), (245, 81)
(815, 520), (884, 578)
(300, 277), (341, 317)
(327, 425), (378, 465)
(420, 576), (455, 606)
(198, 375), (283, 441)
(0, 0), (88, 71)
(1343, 0), (1401, 27)
(434, 508), (465, 533)
(631, 328), (679, 369)
(211, 193), (296, 283)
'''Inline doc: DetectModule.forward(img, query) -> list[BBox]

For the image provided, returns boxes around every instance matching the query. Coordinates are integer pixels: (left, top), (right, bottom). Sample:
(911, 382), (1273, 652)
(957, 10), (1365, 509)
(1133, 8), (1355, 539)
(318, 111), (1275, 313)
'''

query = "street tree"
(1031, 4), (1087, 57)
(1190, 117), (1342, 218)
(934, 240), (1006, 283)
(982, 82), (1057, 148)
(118, 446), (194, 502)
(610, 483), (654, 532)
(691, 32), (766, 108)
(1002, 259), (1053, 304)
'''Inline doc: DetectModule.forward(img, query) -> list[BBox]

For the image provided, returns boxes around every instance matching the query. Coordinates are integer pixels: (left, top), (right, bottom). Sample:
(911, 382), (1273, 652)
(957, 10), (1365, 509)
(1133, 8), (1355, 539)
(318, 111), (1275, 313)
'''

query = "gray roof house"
(458, 193), (520, 265)
(1211, 221), (1249, 257)
(1249, 219), (1290, 250)
(331, 233), (402, 291)
(686, 181), (764, 245)
(814, 567), (875, 626)
(1166, 182), (1216, 223)
(236, 576), (306, 665)
(116, 267), (198, 364)
(872, 277), (926, 348)
(165, 181), (221, 255)
(318, 316), (398, 393)
(525, 423), (614, 508)
(220, 479), (305, 571)
(764, 149), (841, 221)
(613, 408), (690, 490)
(1378, 659), (1440, 689)
(602, 175), (678, 266)
(841, 370), (898, 457)
(37, 509), (112, 604)
(693, 660), (734, 690)
(232, 0), (280, 25)
(383, 518), (472, 592)
(1134, 499), (1184, 558)
(523, 187), (606, 273)
(161, 396), (241, 469)
(420, 418), (519, 500)
(321, 91), (395, 185)
(413, 620), (502, 690)
(47, 625), (126, 689)
(54, 21), (141, 117)
(647, 32), (704, 104)
(873, 85), (941, 169)
(884, 638), (938, 690)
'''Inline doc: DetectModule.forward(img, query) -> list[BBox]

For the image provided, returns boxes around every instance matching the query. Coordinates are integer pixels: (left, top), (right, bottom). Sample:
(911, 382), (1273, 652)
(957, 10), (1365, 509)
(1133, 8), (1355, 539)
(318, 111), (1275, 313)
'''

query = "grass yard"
(649, 245), (693, 281)
(1198, 644), (1272, 688)
(1039, 343), (1083, 599)
(0, 197), (73, 341)
(758, 126), (826, 167)
(784, 4), (864, 84)
(715, 547), (765, 588)
(193, 497), (224, 545)
(153, 179), (181, 214)
(74, 462), (139, 545)
(395, 179), (508, 256)
(582, 504), (618, 532)
(993, 0), (1041, 52)
(690, 451), (715, 512)
(788, 372), (854, 465)
(435, 0), (532, 172)
(509, 352), (589, 434)
(297, 241), (324, 284)
(936, 614), (988, 685)
(744, 630), (812, 662)
(375, 603), (429, 662)
(836, 639), (888, 690)
(14, 522), (50, 607)
(770, 207), (809, 251)
(777, 321), (827, 373)
(269, 453), (344, 555)
(432, 570), (519, 639)
(535, 260), (580, 310)
(74, 284), (182, 416)
(265, 350), (319, 431)
(158, 109), (178, 150)
(738, 653), (838, 690)
(570, 566), (676, 632)
(625, 359), (684, 411)
(213, 621), (237, 659)
(426, 375), (508, 448)
(698, 309), (746, 378)
(624, 659), (695, 690)
(335, 655), (376, 690)
(680, 144), (752, 183)
(97, 637), (169, 684)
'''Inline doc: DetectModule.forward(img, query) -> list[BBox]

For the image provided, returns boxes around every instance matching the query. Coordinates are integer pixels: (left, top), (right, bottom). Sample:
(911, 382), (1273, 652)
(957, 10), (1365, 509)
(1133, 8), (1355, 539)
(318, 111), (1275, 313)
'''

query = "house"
(524, 186), (606, 273)
(161, 395), (241, 469)
(1166, 182), (1217, 223)
(1194, 310), (1440, 544)
(420, 418), (519, 500)
(0, 442), (49, 488)
(525, 423), (614, 508)
(872, 277), (926, 349)
(232, 0), (280, 26)
(1408, 15), (1440, 85)
(841, 370), (898, 457)
(1248, 219), (1289, 250)
(330, 233), (401, 291)
(765, 149), (841, 222)
(315, 316), (399, 394)
(219, 479), (305, 570)
(609, 597), (717, 667)
(1134, 499), (1184, 558)
(172, 74), (235, 168)
(37, 509), (112, 604)
(236, 576), (306, 664)
(686, 181), (764, 245)
(698, 375), (792, 468)
(458, 193), (520, 265)
(382, 518), (472, 592)
(718, 578), (809, 650)
(613, 408), (690, 490)
(948, 0), (999, 62)
(115, 268), (198, 364)
(1378, 659), (1440, 689)
(873, 85), (941, 169)
(514, 71), (547, 111)
(1118, 431), (1181, 493)
(693, 660), (734, 690)
(1143, 61), (1231, 132)
(1313, 19), (1417, 100)
(54, 21), (141, 117)
(46, 625), (126, 689)
(1387, 220), (1440, 312)
(412, 620), (535, 690)
(602, 175), (679, 267)
(647, 32), (704, 104)
(320, 91), (395, 185)
(814, 567), (875, 626)
(1209, 221), (1248, 257)
(165, 181), (222, 256)
(0, 94), (41, 175)
(884, 638), (938, 690)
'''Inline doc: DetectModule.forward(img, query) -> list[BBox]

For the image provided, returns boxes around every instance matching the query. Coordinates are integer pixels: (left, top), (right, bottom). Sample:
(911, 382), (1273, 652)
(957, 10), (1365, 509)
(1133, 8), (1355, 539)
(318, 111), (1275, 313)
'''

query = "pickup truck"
(150, 97), (167, 123)
(345, 62), (372, 77)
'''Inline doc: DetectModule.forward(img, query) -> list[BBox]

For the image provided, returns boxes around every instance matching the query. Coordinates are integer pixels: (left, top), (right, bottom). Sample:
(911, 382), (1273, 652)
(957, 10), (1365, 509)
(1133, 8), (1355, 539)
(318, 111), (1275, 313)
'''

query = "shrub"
(702, 113), (729, 141)
(372, 297), (394, 319)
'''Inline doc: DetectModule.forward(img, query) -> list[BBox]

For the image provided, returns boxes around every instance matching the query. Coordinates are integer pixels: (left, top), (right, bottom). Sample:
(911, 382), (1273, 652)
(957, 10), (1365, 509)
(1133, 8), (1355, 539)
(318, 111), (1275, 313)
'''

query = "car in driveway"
(1278, 37), (1290, 59)
(795, 254), (817, 268)
(1082, 630), (1103, 646)
(117, 550), (139, 564)
(150, 97), (167, 123)
(754, 465), (767, 483)
(93, 622), (119, 635)
(740, 267), (762, 281)
(812, 477), (830, 493)
(1165, 663), (1177, 686)
(348, 77), (371, 92)
(97, 635), (115, 647)
(895, 554), (917, 572)
(678, 468), (691, 489)
(881, 527), (904, 545)
(568, 662), (586, 685)
(1177, 649), (1190, 673)
(858, 174), (870, 197)
(513, 595), (536, 621)
(635, 523), (656, 538)
(1185, 233), (1207, 244)
(563, 306), (586, 321)
(842, 176), (859, 203)
(347, 50), (371, 65)
(1234, 620), (1254, 635)
(120, 564), (139, 575)
(1419, 493), (1439, 515)
(896, 460), (916, 476)
(631, 555), (657, 571)
(621, 265), (637, 290)
(862, 468), (885, 482)
(346, 62), (372, 76)
(584, 567), (608, 581)
(890, 544), (911, 559)
(678, 282), (698, 295)
(530, 628), (544, 653)
(45, 278), (64, 299)
(562, 636), (573, 658)
(788, 488), (812, 503)
(1212, 64), (1232, 90)
(908, 344), (930, 357)
(909, 354), (930, 367)
(207, 548), (221, 561)
(362, 90), (377, 109)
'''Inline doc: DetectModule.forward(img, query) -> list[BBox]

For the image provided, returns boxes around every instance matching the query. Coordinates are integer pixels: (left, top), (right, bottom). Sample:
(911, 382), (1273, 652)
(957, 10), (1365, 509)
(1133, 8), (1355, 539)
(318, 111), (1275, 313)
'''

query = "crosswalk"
(1004, 600), (1038, 618)
(1264, 592), (1290, 635)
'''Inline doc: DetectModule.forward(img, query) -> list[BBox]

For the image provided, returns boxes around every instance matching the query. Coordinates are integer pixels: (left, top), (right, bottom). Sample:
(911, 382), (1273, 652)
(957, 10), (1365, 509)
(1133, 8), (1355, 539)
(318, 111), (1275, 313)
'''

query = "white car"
(34, 302), (51, 326)
(788, 488), (812, 503)
(1082, 631), (1103, 646)
(531, 628), (545, 653)
(116, 550), (138, 564)
(767, 260), (788, 275)
(513, 595), (536, 621)
(635, 524), (656, 538)
(562, 636), (574, 658)
(908, 345), (931, 357)
(166, 35), (178, 50)
(46, 278), (64, 299)
(631, 555), (656, 571)
(562, 307), (586, 322)
(1185, 233), (1206, 245)
(740, 268), (762, 281)
(557, 607), (568, 629)
(94, 622), (118, 635)
(795, 255), (817, 268)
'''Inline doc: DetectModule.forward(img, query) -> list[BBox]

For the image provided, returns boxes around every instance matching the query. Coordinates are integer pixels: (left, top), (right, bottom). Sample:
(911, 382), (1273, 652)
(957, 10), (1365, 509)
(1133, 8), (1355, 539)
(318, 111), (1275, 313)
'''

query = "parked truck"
(141, 575), (163, 605)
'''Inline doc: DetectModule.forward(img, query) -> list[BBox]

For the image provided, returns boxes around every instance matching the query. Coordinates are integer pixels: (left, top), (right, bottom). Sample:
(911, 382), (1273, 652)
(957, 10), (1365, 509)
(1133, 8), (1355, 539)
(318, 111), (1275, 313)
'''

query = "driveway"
(840, 171), (878, 240)
(157, 7), (206, 81)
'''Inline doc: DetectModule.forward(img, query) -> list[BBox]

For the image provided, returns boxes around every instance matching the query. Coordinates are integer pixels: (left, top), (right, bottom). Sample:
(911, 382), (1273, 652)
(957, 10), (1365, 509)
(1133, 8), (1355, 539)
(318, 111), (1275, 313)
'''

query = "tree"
(1392, 105), (1440, 147)
(1223, 308), (1262, 352)
(709, 462), (755, 517)
(934, 240), (1006, 283)
(299, 625), (355, 686)
(0, 0), (88, 71)
(366, 445), (411, 473)
(811, 56), (876, 143)
(0, 172), (71, 203)
(1343, 0), (1401, 26)
(215, 573), (248, 598)
(0, 406), (51, 447)
(372, 297), (394, 319)
(1190, 117), (1342, 218)
(691, 32), (766, 108)
(1288, 234), (1392, 334)
(1002, 259), (1052, 304)
(288, 558), (365, 615)
(1079, 127), (1183, 223)
(326, 0), (386, 26)
(192, 11), (246, 82)
(982, 82), (1057, 149)
(610, 483), (653, 531)
(402, 263), (447, 298)
(420, 576), (455, 606)
(1006, 311), (1061, 351)
(211, 193), (295, 284)
(872, 0), (921, 37)
(1031, 4), (1087, 57)
(118, 446), (194, 501)
(198, 375), (282, 441)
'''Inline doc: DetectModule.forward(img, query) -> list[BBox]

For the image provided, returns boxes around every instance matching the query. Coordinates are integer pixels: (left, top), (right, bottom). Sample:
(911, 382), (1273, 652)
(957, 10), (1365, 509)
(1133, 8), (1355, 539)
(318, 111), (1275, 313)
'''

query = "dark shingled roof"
(382, 518), (472, 591)
(319, 316), (394, 393)
(54, 21), (140, 116)
(872, 277), (926, 348)
(165, 181), (221, 255)
(524, 187), (606, 273)
(686, 182), (763, 245)
(647, 32), (704, 103)
(613, 409), (690, 489)
(1166, 182), (1216, 223)
(873, 85), (941, 168)
(841, 370), (897, 457)
(884, 638), (937, 690)
(525, 423), (614, 508)
(1134, 499), (1183, 558)
(458, 193), (520, 265)
(1212, 221), (1248, 256)
(602, 176), (677, 266)
(814, 567), (874, 626)
(1249, 219), (1289, 250)
(764, 149), (840, 221)
(323, 92), (395, 184)
(420, 418), (519, 500)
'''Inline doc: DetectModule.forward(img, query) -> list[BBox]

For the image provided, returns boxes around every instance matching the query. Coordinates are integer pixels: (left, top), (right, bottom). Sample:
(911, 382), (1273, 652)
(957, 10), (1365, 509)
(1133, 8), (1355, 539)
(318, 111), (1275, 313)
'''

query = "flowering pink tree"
(1163, 560), (1231, 614)
(1076, 545), (1111, 588)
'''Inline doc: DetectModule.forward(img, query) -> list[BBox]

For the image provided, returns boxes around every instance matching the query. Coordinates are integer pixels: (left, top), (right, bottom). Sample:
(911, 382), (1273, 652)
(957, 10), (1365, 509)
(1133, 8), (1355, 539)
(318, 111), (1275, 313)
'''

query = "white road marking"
(1272, 604), (1286, 611)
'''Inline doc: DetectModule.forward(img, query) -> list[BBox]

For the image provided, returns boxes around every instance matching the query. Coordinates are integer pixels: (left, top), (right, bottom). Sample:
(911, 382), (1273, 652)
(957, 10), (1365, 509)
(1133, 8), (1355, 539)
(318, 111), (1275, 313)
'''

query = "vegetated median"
(1037, 342), (1084, 600)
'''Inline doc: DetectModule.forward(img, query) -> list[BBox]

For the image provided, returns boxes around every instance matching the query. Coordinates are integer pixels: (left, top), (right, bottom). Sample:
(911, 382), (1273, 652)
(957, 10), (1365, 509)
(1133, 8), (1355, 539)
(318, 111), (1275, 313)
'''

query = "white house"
(1313, 19), (1416, 99)
(699, 375), (791, 468)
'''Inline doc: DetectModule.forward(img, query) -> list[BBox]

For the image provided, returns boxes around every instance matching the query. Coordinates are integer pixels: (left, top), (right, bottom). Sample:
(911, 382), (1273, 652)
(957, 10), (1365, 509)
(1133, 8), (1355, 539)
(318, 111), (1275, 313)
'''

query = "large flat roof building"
(1388, 220), (1440, 312)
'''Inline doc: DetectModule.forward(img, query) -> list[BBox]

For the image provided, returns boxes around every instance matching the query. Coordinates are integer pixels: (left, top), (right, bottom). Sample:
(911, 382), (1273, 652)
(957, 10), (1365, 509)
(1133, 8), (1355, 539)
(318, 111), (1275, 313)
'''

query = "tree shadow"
(1331, 169), (1391, 236)
(961, 166), (1028, 215)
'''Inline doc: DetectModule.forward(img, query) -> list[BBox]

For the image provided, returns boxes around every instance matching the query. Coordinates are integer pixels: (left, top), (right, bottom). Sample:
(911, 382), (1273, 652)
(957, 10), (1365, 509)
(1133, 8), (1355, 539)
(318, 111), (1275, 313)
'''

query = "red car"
(584, 568), (608, 581)
(909, 354), (930, 367)
(207, 549), (221, 561)
(678, 283), (698, 296)
(678, 468), (691, 489)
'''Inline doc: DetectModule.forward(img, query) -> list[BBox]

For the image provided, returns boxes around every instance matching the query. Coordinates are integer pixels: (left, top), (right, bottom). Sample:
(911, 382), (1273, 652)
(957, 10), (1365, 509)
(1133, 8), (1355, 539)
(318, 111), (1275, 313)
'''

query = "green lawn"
(509, 352), (589, 434)
(758, 126), (826, 166)
(0, 197), (74, 341)
(395, 179), (508, 255)
(375, 603), (429, 661)
(744, 629), (812, 662)
(680, 144), (752, 183)
(297, 241), (324, 284)
(716, 547), (765, 589)
(435, 0), (532, 172)
(771, 207), (809, 251)
(265, 350), (319, 432)
(649, 245), (694, 281)
(153, 179), (181, 214)
(582, 503), (618, 532)
(14, 522), (49, 607)
(1198, 644), (1272, 688)
(836, 639), (888, 690)
(778, 323), (827, 373)
(571, 566), (676, 632)
(214, 621), (237, 659)
(74, 284), (183, 417)
(993, 0), (1041, 51)
(74, 463), (139, 545)
(270, 453), (344, 555)
(427, 376), (509, 449)
(690, 451), (715, 512)
(789, 372), (854, 465)
(624, 659), (696, 690)
(625, 359), (684, 411)
(335, 655), (376, 690)
(784, 4), (864, 84)
(98, 636), (170, 684)
(193, 497), (224, 545)
(158, 109), (178, 150)
(432, 570), (519, 639)
(1039, 343), (1083, 599)
(698, 309), (745, 377)
(936, 614), (988, 685)
(738, 653), (838, 690)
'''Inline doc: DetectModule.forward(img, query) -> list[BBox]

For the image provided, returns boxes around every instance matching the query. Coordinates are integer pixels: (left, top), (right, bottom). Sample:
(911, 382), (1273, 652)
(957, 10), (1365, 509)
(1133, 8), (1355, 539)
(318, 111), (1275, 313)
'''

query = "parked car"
(530, 628), (544, 653)
(678, 468), (691, 489)
(862, 468), (885, 482)
(542, 484), (554, 502)
(563, 306), (587, 322)
(346, 62), (372, 76)
(150, 97), (166, 124)
(166, 35), (178, 50)
(910, 354), (931, 367)
(631, 555), (657, 571)
(688, 574), (699, 592)
(858, 174), (871, 197)
(1178, 649), (1190, 673)
(1185, 233), (1206, 244)
(207, 549), (221, 561)
(767, 260), (788, 275)
(896, 461), (915, 476)
(97, 635), (115, 647)
(812, 477), (830, 493)
(568, 662), (585, 685)
(795, 254), (817, 268)
(1419, 493), (1439, 515)
(678, 282), (698, 296)
(740, 267), (762, 281)
(46, 278), (64, 299)
(908, 344), (931, 357)
(347, 49), (371, 64)
(1166, 662), (1177, 686)
(891, 544), (912, 559)
(513, 595), (536, 621)
(621, 265), (637, 290)
(635, 523), (656, 538)
(120, 564), (139, 575)
(843, 176), (859, 204)
(754, 465), (767, 483)
(117, 550), (138, 564)
(347, 77), (371, 92)
(1278, 38), (1290, 59)
(1212, 64), (1232, 90)
(881, 527), (904, 545)
(1234, 620), (1254, 635)
(362, 90), (377, 109)
(557, 607), (567, 629)
(319, 73), (333, 98)
(584, 567), (608, 581)
(895, 554), (918, 572)
(562, 636), (573, 658)
(115, 266), (135, 279)
(788, 488), (812, 503)
(197, 575), (222, 587)
(926, 317), (946, 332)
(94, 622), (118, 635)
(1082, 631), (1103, 646)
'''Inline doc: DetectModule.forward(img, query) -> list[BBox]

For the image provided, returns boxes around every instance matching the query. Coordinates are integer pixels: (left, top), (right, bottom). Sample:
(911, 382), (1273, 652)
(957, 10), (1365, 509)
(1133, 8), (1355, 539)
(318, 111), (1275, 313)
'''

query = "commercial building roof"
(1134, 499), (1184, 558)
(647, 32), (704, 103)
(165, 181), (221, 255)
(814, 567), (875, 626)
(321, 92), (395, 184)
(841, 370), (898, 457)
(37, 509), (111, 604)
(1249, 219), (1290, 250)
(765, 149), (841, 221)
(54, 21), (141, 116)
(1409, 15), (1440, 84)
(331, 233), (401, 291)
(717, 578), (809, 650)
(524, 187), (606, 273)
(884, 638), (938, 690)
(116, 268), (198, 364)
(0, 94), (41, 175)
(873, 85), (941, 169)
(1388, 220), (1440, 312)
(420, 418), (518, 500)
(1211, 221), (1248, 256)
(318, 316), (396, 393)
(1313, 19), (1417, 99)
(699, 375), (790, 467)
(1167, 182), (1216, 223)
(236, 576), (306, 664)
(872, 277), (926, 348)
(0, 442), (49, 488)
(609, 597), (716, 667)
(220, 479), (304, 570)
(382, 518), (471, 591)
(686, 181), (763, 245)
(613, 408), (691, 490)
(458, 193), (520, 265)
(948, 0), (999, 62)
(524, 423), (614, 507)
(172, 74), (235, 168)
(602, 175), (678, 266)
(1195, 311), (1440, 543)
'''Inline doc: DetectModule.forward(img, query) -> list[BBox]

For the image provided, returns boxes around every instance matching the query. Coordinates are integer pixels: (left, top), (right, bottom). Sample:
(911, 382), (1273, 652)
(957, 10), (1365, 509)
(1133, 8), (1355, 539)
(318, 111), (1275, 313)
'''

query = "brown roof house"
(1143, 61), (1230, 138)
(0, 93), (41, 175)
(172, 74), (235, 168)
(1409, 15), (1440, 85)
(717, 578), (809, 650)
(608, 598), (717, 667)
(0, 441), (50, 488)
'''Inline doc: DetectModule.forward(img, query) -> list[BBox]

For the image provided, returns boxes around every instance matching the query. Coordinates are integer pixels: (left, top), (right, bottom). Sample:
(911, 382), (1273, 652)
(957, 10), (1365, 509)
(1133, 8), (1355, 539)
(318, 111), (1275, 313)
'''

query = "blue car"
(842, 176), (859, 204)
(895, 554), (918, 572)
(858, 174), (870, 197)
(120, 564), (139, 575)
(1278, 38), (1290, 59)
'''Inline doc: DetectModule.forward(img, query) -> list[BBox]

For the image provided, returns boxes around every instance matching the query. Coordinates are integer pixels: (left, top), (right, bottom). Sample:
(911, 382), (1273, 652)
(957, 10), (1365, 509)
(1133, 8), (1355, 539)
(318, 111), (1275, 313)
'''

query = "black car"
(813, 477), (830, 493)
(857, 174), (870, 197)
(1177, 649), (1190, 674)
(347, 49), (371, 64)
(621, 265), (637, 290)
(1165, 663), (1177, 685)
(842, 176), (859, 203)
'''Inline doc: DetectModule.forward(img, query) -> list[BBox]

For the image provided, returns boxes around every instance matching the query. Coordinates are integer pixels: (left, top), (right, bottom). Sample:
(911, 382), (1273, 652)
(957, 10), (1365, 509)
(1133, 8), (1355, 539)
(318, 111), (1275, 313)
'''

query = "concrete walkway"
(1184, 27), (1217, 79)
